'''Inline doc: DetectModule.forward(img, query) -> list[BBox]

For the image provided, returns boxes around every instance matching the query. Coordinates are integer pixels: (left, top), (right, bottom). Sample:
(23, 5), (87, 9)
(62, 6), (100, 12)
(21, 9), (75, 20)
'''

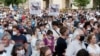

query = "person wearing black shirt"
(12, 26), (27, 44)
(12, 26), (32, 56)
(55, 27), (68, 56)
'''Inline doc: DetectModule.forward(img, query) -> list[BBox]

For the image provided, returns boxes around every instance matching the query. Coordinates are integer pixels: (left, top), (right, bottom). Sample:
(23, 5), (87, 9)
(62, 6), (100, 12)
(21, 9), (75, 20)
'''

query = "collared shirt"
(66, 40), (86, 56)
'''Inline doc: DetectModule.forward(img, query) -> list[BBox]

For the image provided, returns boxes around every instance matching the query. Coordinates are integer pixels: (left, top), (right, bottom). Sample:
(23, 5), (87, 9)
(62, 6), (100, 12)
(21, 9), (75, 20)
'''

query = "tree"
(94, 0), (100, 9)
(0, 0), (4, 4)
(1, 0), (27, 6)
(73, 0), (90, 9)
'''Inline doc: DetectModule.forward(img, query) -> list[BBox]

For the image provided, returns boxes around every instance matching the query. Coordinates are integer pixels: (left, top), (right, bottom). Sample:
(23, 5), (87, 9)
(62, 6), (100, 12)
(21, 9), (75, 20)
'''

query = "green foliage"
(74, 0), (90, 8)
(95, 0), (100, 6)
(0, 0), (4, 4)
(93, 0), (100, 9)
(1, 0), (27, 6)
(95, 0), (100, 5)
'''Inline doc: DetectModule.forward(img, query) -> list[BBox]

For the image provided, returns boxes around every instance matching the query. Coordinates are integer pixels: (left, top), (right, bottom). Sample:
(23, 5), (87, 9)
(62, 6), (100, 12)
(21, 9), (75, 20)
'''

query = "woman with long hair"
(40, 46), (52, 56)
(11, 43), (26, 56)
(87, 34), (100, 56)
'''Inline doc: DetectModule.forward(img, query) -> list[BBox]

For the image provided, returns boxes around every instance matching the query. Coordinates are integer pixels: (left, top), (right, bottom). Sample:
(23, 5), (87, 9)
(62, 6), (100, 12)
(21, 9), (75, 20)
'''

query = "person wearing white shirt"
(31, 35), (38, 50)
(31, 28), (39, 50)
(38, 23), (47, 40)
(52, 28), (60, 39)
(46, 19), (52, 30)
(1, 33), (15, 56)
(87, 34), (100, 56)
(51, 21), (60, 48)
(3, 12), (7, 18)
(31, 40), (45, 56)
(0, 43), (7, 56)
(52, 21), (60, 39)
(66, 29), (86, 56)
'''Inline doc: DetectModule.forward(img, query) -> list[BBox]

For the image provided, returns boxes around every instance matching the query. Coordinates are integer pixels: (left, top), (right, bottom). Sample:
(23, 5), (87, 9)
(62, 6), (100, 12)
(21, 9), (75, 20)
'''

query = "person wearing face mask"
(55, 27), (68, 56)
(11, 43), (26, 56)
(43, 30), (54, 53)
(11, 26), (30, 56)
(66, 28), (86, 56)
(12, 26), (27, 44)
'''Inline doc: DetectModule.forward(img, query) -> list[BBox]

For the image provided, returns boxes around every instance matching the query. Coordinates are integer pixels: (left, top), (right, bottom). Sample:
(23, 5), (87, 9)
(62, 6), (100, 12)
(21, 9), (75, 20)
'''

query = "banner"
(29, 1), (41, 15)
(49, 4), (59, 16)
(9, 4), (14, 10)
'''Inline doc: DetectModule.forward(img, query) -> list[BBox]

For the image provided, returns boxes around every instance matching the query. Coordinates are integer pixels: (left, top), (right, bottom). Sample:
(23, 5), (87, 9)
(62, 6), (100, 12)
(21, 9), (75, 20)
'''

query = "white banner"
(29, 1), (41, 15)
(9, 4), (14, 10)
(49, 4), (59, 16)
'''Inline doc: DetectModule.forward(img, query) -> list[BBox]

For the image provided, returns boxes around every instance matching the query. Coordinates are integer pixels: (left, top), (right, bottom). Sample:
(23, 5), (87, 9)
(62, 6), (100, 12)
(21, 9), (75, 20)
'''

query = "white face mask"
(87, 27), (91, 31)
(79, 24), (83, 28)
(13, 31), (17, 35)
(17, 49), (25, 55)
(8, 26), (12, 30)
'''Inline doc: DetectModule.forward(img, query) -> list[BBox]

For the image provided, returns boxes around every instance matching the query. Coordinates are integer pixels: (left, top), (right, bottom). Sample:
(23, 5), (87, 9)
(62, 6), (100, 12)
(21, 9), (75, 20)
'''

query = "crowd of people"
(0, 7), (100, 56)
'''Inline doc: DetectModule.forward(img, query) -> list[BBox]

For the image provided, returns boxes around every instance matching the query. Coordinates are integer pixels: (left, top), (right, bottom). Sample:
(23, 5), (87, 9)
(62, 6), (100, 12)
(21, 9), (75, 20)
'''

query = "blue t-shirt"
(12, 34), (27, 44)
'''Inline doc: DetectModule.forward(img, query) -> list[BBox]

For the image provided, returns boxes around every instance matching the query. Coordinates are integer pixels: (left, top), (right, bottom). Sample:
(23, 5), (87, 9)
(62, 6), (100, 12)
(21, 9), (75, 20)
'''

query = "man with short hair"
(12, 26), (31, 56)
(12, 26), (27, 44)
(55, 27), (68, 56)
